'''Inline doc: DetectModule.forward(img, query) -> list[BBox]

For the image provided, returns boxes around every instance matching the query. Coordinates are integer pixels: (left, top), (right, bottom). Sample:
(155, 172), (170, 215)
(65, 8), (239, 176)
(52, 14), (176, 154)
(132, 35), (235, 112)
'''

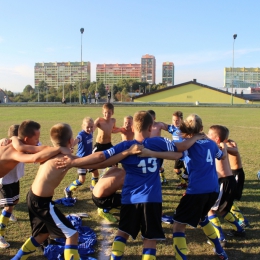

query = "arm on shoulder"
(226, 140), (239, 156)
(58, 144), (143, 170)
(175, 134), (205, 152)
(139, 148), (182, 160)
(112, 127), (124, 134)
(219, 142), (227, 160)
(11, 136), (48, 153)
(161, 122), (169, 131)
(11, 146), (64, 163)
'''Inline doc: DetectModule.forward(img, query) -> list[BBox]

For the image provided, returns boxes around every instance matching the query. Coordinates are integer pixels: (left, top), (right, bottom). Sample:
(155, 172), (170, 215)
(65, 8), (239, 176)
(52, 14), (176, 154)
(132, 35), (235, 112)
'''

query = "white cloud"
(0, 37), (3, 43)
(0, 65), (34, 92)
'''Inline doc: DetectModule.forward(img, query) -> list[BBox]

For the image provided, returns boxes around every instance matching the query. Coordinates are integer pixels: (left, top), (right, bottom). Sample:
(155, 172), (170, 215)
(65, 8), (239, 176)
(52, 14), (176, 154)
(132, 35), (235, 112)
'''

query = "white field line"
(98, 220), (116, 260)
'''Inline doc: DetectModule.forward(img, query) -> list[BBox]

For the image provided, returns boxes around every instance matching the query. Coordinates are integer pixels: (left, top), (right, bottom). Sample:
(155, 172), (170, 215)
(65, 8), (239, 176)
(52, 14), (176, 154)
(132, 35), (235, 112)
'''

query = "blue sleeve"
(103, 141), (130, 159)
(76, 131), (83, 142)
(148, 137), (177, 152)
(215, 145), (223, 160)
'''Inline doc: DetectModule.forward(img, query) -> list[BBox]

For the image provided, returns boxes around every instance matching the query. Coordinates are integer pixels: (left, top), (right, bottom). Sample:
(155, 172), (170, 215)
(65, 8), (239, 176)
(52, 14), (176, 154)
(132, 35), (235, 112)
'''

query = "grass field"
(0, 105), (260, 260)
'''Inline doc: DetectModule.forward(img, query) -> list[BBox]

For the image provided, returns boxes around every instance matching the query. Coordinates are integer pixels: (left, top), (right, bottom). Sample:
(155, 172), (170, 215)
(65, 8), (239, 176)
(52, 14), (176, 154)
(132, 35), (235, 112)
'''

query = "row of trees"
(5, 79), (168, 103)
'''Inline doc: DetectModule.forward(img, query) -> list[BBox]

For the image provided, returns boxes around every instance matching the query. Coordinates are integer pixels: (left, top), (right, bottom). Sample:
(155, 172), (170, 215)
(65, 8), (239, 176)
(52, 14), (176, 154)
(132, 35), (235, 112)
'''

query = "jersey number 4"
(137, 158), (158, 174)
(206, 149), (213, 165)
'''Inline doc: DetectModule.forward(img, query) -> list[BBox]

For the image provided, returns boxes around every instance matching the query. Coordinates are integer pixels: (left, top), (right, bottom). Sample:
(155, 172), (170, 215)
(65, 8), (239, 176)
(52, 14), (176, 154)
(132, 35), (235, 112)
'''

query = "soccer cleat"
(214, 249), (229, 260)
(10, 214), (18, 222)
(226, 229), (246, 237)
(97, 208), (117, 223)
(207, 239), (227, 248)
(109, 208), (120, 214)
(64, 187), (72, 198)
(0, 236), (10, 248)
(176, 183), (187, 190)
(161, 214), (174, 224)
(238, 219), (250, 228)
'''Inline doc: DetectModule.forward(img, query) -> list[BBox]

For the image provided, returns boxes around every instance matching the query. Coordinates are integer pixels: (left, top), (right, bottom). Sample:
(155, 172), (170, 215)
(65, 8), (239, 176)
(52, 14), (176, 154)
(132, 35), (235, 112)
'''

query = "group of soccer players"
(0, 104), (250, 259)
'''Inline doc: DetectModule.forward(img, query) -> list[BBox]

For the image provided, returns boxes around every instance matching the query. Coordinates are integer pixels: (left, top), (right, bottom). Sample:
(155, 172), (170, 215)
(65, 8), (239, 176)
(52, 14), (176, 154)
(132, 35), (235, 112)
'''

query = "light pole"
(231, 34), (237, 105)
(80, 28), (84, 104)
(63, 82), (64, 100)
(46, 86), (48, 102)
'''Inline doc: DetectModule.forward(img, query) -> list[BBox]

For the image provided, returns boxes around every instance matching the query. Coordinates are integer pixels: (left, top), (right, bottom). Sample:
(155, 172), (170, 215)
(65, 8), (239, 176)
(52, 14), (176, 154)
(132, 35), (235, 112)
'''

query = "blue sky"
(1, 1), (259, 92)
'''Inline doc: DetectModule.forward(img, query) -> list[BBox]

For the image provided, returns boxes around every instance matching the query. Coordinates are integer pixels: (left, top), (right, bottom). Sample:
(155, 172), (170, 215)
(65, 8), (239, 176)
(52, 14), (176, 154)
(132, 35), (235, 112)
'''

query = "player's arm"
(160, 122), (169, 131)
(219, 142), (227, 160)
(11, 146), (70, 163)
(56, 144), (143, 170)
(72, 137), (80, 147)
(174, 134), (205, 152)
(226, 139), (239, 156)
(93, 117), (100, 132)
(139, 149), (182, 160)
(111, 119), (121, 133)
(112, 127), (124, 133)
(11, 136), (48, 153)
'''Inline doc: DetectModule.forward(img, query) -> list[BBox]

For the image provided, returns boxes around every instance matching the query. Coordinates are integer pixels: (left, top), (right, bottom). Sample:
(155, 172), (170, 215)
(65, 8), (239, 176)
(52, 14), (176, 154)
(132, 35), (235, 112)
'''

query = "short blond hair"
(124, 115), (133, 121)
(180, 114), (203, 137)
(133, 111), (153, 133)
(8, 124), (19, 138)
(50, 123), (72, 147)
(82, 117), (94, 126)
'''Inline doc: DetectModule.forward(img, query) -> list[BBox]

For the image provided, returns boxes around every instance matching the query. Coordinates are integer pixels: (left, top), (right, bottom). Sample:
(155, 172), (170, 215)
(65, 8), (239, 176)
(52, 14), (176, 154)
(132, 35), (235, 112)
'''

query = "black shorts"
(92, 193), (121, 209)
(119, 203), (165, 240)
(27, 189), (77, 239)
(93, 142), (113, 153)
(0, 181), (20, 207)
(232, 168), (245, 201)
(211, 175), (237, 212)
(174, 159), (184, 170)
(174, 192), (219, 228)
(92, 142), (117, 168)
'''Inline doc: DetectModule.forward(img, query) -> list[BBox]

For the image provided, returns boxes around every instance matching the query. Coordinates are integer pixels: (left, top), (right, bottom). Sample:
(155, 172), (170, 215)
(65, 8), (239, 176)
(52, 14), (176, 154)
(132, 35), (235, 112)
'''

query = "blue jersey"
(76, 131), (93, 157)
(103, 137), (177, 204)
(183, 139), (223, 194)
(168, 125), (183, 143)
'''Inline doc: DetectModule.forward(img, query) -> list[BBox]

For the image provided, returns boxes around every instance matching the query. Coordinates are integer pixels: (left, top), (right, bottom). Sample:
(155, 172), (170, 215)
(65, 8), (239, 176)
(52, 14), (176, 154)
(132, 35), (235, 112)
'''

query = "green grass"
(1, 105), (260, 259)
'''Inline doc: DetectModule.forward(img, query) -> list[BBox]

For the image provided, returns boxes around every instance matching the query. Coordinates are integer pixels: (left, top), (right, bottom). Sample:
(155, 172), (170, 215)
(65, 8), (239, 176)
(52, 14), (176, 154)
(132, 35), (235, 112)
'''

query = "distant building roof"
(133, 79), (260, 102)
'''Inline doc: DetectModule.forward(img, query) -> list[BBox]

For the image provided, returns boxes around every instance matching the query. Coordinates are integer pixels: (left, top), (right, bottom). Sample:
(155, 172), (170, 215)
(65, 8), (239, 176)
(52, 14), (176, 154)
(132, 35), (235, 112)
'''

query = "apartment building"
(141, 54), (156, 85)
(34, 61), (91, 88)
(96, 63), (141, 87)
(162, 62), (174, 86)
(224, 67), (260, 88)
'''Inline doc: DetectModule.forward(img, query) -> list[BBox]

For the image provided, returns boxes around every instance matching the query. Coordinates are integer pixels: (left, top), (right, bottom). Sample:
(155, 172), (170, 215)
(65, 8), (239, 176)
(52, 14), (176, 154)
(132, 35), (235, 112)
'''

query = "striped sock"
(173, 232), (187, 260)
(111, 236), (126, 259)
(91, 177), (98, 188)
(200, 217), (223, 254)
(208, 214), (225, 240)
(64, 245), (80, 260)
(231, 204), (245, 222)
(11, 236), (40, 260)
(0, 210), (11, 236)
(67, 179), (83, 192)
(223, 212), (243, 232)
(142, 248), (156, 260)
